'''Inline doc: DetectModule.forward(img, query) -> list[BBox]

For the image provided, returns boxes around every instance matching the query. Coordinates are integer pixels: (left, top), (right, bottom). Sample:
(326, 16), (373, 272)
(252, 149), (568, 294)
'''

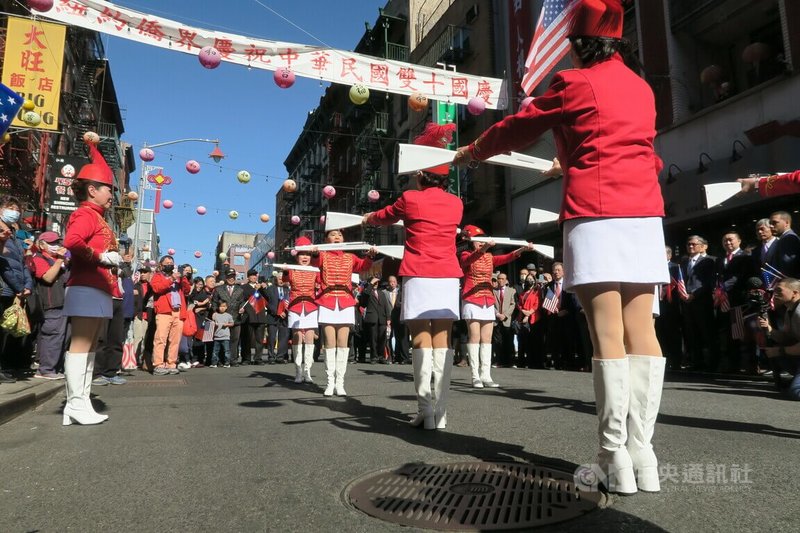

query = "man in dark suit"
(240, 269), (268, 365)
(769, 211), (800, 279)
(680, 235), (718, 370)
(265, 275), (290, 363)
(383, 275), (409, 364)
(493, 272), (517, 367)
(359, 276), (392, 363)
(210, 269), (245, 365)
(544, 262), (578, 370)
(656, 246), (683, 369)
(715, 231), (757, 372)
(752, 218), (777, 270)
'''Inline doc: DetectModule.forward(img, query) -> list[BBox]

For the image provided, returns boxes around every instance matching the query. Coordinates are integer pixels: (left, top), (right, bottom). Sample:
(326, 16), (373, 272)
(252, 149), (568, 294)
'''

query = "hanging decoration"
(139, 148), (155, 162)
(198, 45), (221, 69)
(349, 84), (370, 105)
(229, 210), (239, 219)
(185, 160), (201, 174)
(194, 251), (202, 258)
(322, 185), (336, 199)
(196, 205), (207, 215)
(28, 0), (54, 13)
(273, 68), (295, 89)
(243, 252), (251, 260)
(319, 215), (326, 224)
(260, 213), (270, 223)
(408, 92), (428, 112)
(467, 97), (486, 115)
(167, 248), (175, 256)
(82, 131), (100, 144)
(290, 249), (298, 257)
(367, 189), (380, 202)
(218, 253), (227, 260)
(519, 96), (534, 112)
(23, 111), (42, 127)
(22, 99), (35, 111)
(283, 179), (297, 193)
(127, 191), (139, 201)
(291, 215), (301, 225)
(237, 170), (251, 183)
(267, 251), (275, 260)
(162, 200), (173, 209)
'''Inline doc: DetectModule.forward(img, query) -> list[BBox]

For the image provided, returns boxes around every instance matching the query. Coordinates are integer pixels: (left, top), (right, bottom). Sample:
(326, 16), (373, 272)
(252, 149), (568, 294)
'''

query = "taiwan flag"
(247, 291), (266, 315)
(0, 83), (24, 138)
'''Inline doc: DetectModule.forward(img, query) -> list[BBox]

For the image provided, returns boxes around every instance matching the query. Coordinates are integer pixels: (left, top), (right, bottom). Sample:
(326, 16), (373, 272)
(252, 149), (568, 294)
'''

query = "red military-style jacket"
(149, 273), (192, 320)
(316, 251), (371, 310)
(469, 55), (664, 223)
(758, 171), (800, 198)
(367, 187), (463, 278)
(459, 250), (518, 306)
(283, 268), (319, 314)
(64, 201), (119, 295)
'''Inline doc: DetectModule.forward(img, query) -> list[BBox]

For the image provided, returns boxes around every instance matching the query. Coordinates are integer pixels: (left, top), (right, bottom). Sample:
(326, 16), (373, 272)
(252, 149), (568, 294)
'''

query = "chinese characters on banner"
(41, 0), (507, 109)
(1, 16), (66, 131)
(48, 155), (87, 214)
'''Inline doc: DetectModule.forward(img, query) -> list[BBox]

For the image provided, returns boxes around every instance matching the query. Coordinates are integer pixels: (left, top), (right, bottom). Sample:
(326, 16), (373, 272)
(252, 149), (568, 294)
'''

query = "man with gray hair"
(680, 235), (717, 370)
(752, 218), (777, 269)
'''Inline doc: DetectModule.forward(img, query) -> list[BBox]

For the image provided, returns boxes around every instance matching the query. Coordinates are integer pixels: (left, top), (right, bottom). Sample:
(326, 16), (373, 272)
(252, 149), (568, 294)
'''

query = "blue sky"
(104, 0), (387, 273)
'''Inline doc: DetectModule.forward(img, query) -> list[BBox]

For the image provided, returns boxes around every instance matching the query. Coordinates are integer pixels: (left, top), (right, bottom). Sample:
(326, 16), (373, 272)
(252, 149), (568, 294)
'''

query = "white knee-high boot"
(323, 348), (336, 396)
(293, 344), (303, 383)
(334, 347), (349, 396)
(409, 348), (434, 429)
(478, 343), (499, 387)
(303, 344), (314, 383)
(63, 353), (106, 426)
(627, 355), (666, 492)
(85, 352), (108, 421)
(432, 348), (453, 429)
(592, 358), (637, 495)
(466, 344), (482, 388)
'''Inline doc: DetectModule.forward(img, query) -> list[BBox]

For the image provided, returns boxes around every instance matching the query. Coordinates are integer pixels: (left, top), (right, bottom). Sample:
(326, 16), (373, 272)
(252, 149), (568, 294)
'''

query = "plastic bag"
(1, 297), (31, 337)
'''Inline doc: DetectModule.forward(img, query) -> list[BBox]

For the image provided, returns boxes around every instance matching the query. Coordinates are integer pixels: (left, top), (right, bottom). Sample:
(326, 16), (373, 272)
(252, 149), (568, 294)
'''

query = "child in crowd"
(211, 301), (235, 368)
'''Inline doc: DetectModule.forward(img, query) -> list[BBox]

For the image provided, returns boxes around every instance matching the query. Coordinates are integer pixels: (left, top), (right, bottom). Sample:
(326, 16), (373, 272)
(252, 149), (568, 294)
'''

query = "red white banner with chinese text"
(41, 0), (508, 109)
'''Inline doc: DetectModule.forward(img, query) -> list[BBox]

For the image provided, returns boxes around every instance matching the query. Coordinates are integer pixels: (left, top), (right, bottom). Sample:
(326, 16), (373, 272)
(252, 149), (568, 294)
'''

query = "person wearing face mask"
(0, 217), (20, 383)
(29, 231), (70, 380)
(61, 139), (121, 425)
(515, 274), (544, 370)
(149, 255), (192, 376)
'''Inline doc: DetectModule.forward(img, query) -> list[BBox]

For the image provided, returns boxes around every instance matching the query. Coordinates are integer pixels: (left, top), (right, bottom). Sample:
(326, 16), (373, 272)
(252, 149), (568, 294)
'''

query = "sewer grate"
(124, 379), (188, 387)
(345, 461), (602, 531)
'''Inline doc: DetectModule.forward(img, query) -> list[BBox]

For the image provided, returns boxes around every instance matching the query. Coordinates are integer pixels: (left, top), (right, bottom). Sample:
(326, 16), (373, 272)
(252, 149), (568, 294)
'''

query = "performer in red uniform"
(61, 137), (122, 426)
(363, 122), (464, 430)
(739, 171), (800, 197)
(284, 236), (319, 384)
(454, 0), (667, 494)
(459, 225), (532, 388)
(314, 230), (374, 396)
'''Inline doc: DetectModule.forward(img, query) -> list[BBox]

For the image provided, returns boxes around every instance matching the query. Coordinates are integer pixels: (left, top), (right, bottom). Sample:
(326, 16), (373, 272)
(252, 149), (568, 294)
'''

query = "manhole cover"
(125, 379), (188, 387)
(345, 461), (602, 531)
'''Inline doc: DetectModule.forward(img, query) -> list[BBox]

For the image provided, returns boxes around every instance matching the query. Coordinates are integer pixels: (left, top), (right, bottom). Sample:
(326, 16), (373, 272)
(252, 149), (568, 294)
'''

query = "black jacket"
(241, 283), (268, 324)
(211, 283), (246, 324)
(359, 284), (391, 324)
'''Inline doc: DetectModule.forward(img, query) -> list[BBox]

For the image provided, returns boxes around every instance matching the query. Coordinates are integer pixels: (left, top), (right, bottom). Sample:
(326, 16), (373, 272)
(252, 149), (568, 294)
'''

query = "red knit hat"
(413, 122), (456, 176)
(462, 225), (485, 238)
(568, 0), (624, 39)
(295, 236), (312, 247)
(77, 141), (114, 186)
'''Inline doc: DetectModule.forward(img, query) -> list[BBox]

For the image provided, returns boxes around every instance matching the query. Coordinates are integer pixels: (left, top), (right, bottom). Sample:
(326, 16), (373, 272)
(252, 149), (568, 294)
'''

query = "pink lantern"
(519, 96), (534, 112)
(274, 68), (296, 89)
(198, 46), (221, 69)
(162, 199), (173, 209)
(319, 215), (326, 225)
(290, 249), (298, 257)
(322, 185), (336, 199)
(467, 97), (486, 116)
(267, 251), (276, 260)
(28, 0), (53, 12)
(291, 215), (301, 225)
(167, 248), (176, 256)
(367, 189), (380, 202)
(196, 206), (207, 215)
(185, 160), (200, 174)
(194, 251), (202, 258)
(139, 148), (155, 162)
(148, 260), (157, 267)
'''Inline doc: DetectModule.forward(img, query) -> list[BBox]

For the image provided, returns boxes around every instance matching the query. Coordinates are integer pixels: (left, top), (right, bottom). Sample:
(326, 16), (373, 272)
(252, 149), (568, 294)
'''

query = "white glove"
(99, 251), (122, 267)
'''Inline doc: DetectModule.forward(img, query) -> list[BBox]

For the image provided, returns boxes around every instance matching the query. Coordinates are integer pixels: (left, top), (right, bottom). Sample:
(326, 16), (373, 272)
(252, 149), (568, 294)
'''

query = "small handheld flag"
(0, 83), (23, 138)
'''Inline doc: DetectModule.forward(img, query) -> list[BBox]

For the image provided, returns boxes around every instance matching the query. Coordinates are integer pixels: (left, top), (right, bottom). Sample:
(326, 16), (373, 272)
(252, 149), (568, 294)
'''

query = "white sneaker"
(177, 362), (191, 370)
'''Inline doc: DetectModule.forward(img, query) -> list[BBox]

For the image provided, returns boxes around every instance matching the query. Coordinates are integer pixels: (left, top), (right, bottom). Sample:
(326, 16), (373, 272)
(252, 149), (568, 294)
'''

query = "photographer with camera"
(758, 278), (800, 400)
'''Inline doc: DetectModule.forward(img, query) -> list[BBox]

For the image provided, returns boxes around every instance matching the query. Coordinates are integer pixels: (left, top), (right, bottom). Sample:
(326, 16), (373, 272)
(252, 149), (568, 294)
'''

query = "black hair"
(70, 180), (108, 202)
(569, 36), (643, 75)
(159, 255), (173, 264)
(418, 171), (449, 190)
(193, 276), (204, 284)
(0, 195), (21, 209)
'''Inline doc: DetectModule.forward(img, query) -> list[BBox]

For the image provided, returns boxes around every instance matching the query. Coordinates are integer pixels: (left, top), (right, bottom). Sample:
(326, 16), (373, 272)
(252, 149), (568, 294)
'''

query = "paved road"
(0, 362), (796, 532)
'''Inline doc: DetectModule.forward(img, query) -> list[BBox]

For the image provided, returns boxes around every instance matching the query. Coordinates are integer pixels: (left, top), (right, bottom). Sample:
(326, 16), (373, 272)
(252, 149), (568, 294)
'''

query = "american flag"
(521, 0), (578, 95)
(673, 267), (689, 301)
(542, 287), (559, 314)
(730, 306), (745, 340)
(0, 83), (24, 138)
(247, 291), (266, 315)
(713, 281), (730, 312)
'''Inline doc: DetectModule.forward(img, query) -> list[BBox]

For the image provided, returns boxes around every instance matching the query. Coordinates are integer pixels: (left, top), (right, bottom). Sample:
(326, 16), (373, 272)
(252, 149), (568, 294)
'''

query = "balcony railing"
(417, 25), (471, 68)
(386, 42), (409, 62)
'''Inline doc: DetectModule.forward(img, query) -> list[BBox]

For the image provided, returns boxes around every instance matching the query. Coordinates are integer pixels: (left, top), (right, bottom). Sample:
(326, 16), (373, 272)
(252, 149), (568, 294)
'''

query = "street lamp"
(131, 138), (223, 266)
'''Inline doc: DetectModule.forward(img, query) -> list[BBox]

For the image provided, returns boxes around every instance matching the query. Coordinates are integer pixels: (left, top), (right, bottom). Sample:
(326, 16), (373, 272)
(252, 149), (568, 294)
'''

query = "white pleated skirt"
(401, 277), (460, 321)
(461, 302), (496, 321)
(563, 217), (669, 290)
(317, 299), (355, 325)
(63, 286), (113, 318)
(288, 308), (319, 329)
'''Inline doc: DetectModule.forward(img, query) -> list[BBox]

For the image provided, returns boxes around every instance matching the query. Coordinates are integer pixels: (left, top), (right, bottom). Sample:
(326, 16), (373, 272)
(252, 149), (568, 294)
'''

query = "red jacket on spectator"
(149, 272), (192, 320)
(459, 250), (518, 306)
(64, 201), (118, 294)
(758, 171), (800, 197)
(517, 286), (543, 326)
